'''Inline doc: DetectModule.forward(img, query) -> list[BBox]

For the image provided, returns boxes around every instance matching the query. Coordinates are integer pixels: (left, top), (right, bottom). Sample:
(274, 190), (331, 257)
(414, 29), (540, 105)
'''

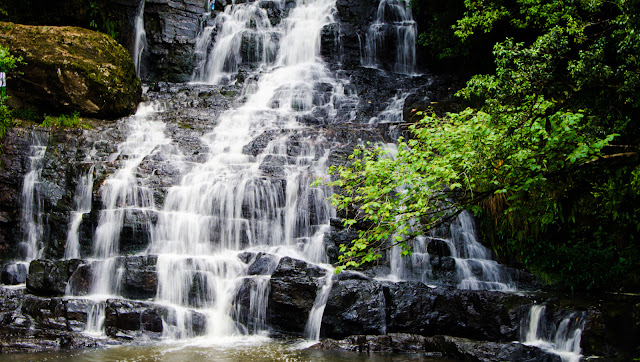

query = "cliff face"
(0, 22), (140, 118)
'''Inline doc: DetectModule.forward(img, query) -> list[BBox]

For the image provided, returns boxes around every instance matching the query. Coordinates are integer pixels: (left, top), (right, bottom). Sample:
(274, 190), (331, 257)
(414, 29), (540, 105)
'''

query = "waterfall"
(449, 212), (515, 291)
(368, 92), (409, 125)
(144, 0), (344, 339)
(133, 0), (147, 78)
(304, 265), (334, 341)
(191, 0), (280, 84)
(522, 305), (586, 362)
(19, 131), (48, 262)
(64, 165), (94, 260)
(362, 0), (417, 75)
(79, 102), (169, 335)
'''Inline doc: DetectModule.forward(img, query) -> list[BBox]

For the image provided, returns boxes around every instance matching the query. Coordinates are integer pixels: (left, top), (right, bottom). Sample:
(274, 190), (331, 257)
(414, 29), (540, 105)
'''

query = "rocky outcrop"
(268, 256), (329, 334)
(26, 259), (84, 296)
(311, 333), (561, 362)
(320, 277), (531, 342)
(322, 276), (387, 338)
(142, 0), (208, 82)
(0, 22), (140, 118)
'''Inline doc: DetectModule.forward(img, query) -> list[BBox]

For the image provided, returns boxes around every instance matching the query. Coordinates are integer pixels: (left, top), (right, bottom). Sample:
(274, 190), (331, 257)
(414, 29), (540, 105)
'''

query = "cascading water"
(448, 212), (515, 291)
(64, 165), (94, 260)
(521, 305), (586, 362)
(361, 0), (417, 74)
(133, 0), (147, 78)
(80, 102), (170, 334)
(191, 0), (280, 84)
(19, 131), (48, 262)
(146, 0), (346, 340)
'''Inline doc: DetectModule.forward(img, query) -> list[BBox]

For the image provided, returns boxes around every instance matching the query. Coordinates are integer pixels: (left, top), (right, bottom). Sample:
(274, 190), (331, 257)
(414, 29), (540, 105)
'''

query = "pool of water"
(0, 338), (455, 362)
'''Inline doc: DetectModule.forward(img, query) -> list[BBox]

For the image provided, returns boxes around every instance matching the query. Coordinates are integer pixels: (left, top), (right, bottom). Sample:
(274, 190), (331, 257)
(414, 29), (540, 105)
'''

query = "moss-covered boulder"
(0, 22), (140, 118)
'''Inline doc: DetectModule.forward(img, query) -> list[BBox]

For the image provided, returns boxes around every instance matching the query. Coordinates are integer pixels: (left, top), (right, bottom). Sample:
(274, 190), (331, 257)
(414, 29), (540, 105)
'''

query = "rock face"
(142, 0), (208, 82)
(268, 256), (329, 334)
(320, 278), (530, 342)
(311, 333), (562, 362)
(26, 259), (84, 296)
(0, 22), (140, 118)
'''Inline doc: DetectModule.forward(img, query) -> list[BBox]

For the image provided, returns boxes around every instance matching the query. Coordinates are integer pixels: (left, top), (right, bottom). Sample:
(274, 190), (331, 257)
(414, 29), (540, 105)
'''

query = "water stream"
(521, 304), (586, 362)
(361, 0), (417, 74)
(19, 131), (48, 262)
(133, 0), (147, 78)
(64, 165), (94, 260)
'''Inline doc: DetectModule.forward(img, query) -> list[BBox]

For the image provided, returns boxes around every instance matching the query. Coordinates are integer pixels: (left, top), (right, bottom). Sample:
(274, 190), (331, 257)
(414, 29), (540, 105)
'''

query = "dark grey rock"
(268, 256), (328, 334)
(310, 333), (561, 361)
(321, 278), (387, 338)
(1, 263), (28, 285)
(26, 259), (84, 296)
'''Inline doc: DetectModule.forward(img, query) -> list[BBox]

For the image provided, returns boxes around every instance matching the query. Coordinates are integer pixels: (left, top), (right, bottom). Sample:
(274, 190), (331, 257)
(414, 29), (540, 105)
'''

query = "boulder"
(0, 22), (140, 118)
(383, 281), (531, 342)
(268, 256), (328, 334)
(120, 255), (158, 300)
(426, 238), (451, 257)
(238, 251), (279, 275)
(104, 299), (164, 337)
(321, 277), (387, 338)
(1, 262), (27, 285)
(26, 259), (84, 296)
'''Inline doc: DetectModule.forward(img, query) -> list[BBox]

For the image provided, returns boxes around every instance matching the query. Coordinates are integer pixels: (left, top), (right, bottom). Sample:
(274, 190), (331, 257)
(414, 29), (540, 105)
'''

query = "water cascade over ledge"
(0, 0), (623, 359)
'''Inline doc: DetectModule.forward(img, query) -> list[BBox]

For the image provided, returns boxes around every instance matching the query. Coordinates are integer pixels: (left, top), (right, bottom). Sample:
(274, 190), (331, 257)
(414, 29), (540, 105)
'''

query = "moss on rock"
(0, 22), (140, 119)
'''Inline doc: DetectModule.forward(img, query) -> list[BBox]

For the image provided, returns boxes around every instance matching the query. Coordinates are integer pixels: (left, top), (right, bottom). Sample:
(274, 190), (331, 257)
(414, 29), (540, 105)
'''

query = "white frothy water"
(133, 0), (147, 78)
(148, 0), (343, 340)
(19, 131), (48, 262)
(304, 264), (334, 341)
(522, 305), (586, 362)
(449, 212), (515, 291)
(362, 0), (417, 74)
(65, 165), (94, 260)
(82, 103), (169, 335)
(191, 0), (280, 84)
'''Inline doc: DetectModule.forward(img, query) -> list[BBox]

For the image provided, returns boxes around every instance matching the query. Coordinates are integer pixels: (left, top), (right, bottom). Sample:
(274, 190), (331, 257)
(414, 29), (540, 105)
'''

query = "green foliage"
(11, 106), (40, 122)
(88, 0), (119, 40)
(328, 0), (640, 290)
(0, 98), (12, 140)
(0, 45), (22, 72)
(41, 112), (88, 129)
(0, 46), (23, 144)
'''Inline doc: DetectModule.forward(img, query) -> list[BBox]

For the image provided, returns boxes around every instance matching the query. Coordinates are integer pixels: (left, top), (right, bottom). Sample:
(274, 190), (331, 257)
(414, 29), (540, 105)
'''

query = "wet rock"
(67, 264), (92, 296)
(26, 259), (84, 296)
(429, 255), (457, 284)
(119, 209), (156, 254)
(105, 299), (164, 337)
(239, 252), (279, 275)
(120, 255), (158, 300)
(310, 333), (561, 361)
(0, 22), (140, 118)
(1, 263), (27, 285)
(65, 299), (92, 332)
(268, 256), (328, 334)
(426, 238), (451, 257)
(321, 278), (387, 338)
(144, 0), (206, 82)
(383, 281), (531, 342)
